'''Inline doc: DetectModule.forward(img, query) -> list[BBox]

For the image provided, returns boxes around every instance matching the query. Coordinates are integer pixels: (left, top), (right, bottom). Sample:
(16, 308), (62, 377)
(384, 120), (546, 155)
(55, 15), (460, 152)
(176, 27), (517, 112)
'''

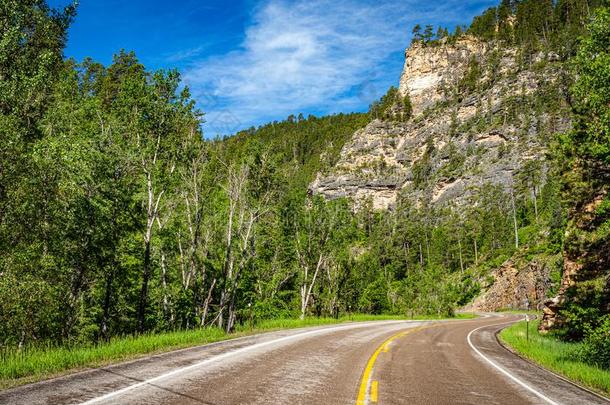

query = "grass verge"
(0, 313), (470, 389)
(499, 320), (610, 397)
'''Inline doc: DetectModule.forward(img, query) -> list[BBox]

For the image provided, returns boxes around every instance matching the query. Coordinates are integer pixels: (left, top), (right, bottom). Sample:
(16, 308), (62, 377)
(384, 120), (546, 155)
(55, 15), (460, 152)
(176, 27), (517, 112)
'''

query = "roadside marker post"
(525, 314), (530, 343)
(248, 302), (253, 331)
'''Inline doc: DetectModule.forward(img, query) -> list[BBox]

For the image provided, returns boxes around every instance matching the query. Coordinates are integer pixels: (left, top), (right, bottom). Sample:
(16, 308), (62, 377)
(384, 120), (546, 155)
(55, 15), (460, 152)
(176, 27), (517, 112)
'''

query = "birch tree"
(115, 64), (196, 332)
(174, 133), (217, 328)
(216, 158), (272, 332)
(293, 197), (344, 319)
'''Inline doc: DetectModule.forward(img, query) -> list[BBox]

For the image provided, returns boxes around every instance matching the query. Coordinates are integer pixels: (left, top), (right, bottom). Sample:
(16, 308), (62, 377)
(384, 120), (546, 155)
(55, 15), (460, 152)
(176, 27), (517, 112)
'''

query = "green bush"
(559, 278), (607, 340)
(358, 278), (389, 314)
(578, 316), (610, 370)
(456, 274), (480, 306)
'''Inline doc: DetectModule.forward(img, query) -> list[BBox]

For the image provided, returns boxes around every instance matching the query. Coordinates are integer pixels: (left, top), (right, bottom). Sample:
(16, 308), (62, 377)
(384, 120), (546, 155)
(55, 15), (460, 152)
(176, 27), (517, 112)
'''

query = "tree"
(216, 152), (274, 332)
(457, 56), (481, 97)
(436, 26), (449, 41)
(412, 24), (423, 43)
(454, 25), (464, 37)
(569, 5), (610, 166)
(468, 7), (497, 40)
(0, 0), (75, 257)
(369, 87), (412, 122)
(0, 0), (77, 346)
(99, 52), (201, 332)
(514, 0), (555, 49)
(423, 25), (435, 44)
(549, 5), (610, 339)
(293, 197), (350, 319)
(516, 160), (544, 223)
(497, 0), (515, 42)
(401, 93), (413, 121)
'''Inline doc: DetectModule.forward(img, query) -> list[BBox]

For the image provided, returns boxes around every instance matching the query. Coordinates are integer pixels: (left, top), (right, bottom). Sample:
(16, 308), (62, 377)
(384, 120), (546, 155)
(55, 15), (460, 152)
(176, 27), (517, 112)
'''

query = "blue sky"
(49, 0), (497, 136)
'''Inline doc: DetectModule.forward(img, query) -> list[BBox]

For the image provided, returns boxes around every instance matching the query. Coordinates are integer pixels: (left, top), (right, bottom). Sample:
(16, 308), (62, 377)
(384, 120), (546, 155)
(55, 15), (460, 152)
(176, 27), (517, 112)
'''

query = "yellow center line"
(370, 380), (379, 403)
(355, 326), (427, 405)
(355, 318), (484, 404)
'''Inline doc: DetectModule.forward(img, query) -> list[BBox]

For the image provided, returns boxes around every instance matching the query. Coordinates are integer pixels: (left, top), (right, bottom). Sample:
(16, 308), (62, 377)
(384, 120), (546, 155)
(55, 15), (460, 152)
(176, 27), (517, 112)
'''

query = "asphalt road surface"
(1, 314), (608, 405)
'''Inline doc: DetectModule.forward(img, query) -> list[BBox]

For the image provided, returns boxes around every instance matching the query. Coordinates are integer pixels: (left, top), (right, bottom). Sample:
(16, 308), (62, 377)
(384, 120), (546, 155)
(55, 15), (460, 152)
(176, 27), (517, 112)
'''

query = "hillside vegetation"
(0, 0), (607, 378)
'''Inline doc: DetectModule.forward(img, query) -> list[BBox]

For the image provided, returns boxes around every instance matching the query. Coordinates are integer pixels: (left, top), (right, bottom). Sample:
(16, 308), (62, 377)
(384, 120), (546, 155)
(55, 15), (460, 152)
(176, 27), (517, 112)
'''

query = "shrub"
(559, 278), (607, 340)
(578, 315), (610, 370)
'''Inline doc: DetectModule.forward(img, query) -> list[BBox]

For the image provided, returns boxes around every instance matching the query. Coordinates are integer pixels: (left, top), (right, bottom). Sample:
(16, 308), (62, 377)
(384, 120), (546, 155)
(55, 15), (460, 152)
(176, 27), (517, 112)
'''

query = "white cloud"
(164, 46), (205, 63)
(183, 0), (496, 135)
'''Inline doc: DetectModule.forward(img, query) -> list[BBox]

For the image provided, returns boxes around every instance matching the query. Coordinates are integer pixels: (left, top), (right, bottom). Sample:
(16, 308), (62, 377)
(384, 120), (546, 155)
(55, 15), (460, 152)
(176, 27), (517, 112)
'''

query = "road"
(1, 314), (608, 405)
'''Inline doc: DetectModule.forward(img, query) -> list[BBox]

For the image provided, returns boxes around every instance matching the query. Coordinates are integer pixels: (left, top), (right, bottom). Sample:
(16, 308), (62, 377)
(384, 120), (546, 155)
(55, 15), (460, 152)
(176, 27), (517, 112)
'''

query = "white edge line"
(467, 318), (560, 405)
(500, 337), (610, 402)
(79, 320), (415, 405)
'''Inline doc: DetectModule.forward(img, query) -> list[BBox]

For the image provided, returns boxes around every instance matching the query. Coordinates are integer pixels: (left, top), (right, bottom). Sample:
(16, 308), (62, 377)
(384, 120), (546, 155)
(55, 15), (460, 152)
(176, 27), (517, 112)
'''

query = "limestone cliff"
(310, 37), (569, 210)
(398, 38), (487, 116)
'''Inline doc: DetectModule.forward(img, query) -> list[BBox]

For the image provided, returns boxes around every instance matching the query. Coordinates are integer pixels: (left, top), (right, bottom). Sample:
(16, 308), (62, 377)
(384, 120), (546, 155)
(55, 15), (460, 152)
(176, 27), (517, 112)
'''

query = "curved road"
(1, 314), (607, 405)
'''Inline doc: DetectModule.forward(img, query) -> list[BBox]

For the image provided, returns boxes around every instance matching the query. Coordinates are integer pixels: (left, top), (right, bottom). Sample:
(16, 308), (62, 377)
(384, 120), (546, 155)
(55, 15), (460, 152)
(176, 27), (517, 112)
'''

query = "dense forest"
(0, 0), (607, 370)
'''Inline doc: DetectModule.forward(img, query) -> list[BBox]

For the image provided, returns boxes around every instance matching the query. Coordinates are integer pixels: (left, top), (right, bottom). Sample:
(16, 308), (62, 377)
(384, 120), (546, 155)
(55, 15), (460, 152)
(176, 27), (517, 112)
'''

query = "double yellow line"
(355, 325), (430, 405)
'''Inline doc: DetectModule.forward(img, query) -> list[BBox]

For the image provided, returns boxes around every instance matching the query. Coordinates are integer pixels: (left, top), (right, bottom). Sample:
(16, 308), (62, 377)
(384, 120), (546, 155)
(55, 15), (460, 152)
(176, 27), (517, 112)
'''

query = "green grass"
(0, 327), (228, 389)
(233, 314), (404, 332)
(499, 320), (610, 397)
(0, 313), (468, 389)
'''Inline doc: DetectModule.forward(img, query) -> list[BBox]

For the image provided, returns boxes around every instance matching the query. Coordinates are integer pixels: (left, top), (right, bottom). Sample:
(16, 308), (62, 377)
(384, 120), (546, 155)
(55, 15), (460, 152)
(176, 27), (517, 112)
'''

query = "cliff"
(310, 37), (570, 210)
(467, 255), (560, 312)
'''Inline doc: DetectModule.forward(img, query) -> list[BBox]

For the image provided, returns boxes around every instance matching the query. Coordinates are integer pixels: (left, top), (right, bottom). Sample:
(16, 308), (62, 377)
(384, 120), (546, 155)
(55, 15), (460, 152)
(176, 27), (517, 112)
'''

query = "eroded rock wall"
(310, 38), (569, 210)
(468, 259), (554, 312)
(398, 38), (487, 115)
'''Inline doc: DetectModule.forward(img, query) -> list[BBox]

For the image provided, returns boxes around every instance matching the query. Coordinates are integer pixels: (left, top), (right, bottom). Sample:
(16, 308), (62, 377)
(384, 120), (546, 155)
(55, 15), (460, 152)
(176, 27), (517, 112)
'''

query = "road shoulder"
(469, 319), (609, 404)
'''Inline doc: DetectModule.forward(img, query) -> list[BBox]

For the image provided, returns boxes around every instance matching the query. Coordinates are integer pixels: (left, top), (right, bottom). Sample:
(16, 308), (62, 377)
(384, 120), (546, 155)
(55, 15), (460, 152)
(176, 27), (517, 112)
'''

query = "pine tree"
(468, 7), (498, 40)
(497, 0), (514, 42)
(423, 25), (435, 44)
(412, 24), (422, 43)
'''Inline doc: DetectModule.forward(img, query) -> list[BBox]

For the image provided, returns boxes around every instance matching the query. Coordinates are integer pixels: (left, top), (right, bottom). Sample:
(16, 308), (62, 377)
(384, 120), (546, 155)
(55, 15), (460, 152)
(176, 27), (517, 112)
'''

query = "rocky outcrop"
(539, 255), (581, 331)
(540, 191), (610, 332)
(398, 38), (487, 115)
(468, 259), (554, 312)
(310, 37), (569, 210)
(310, 119), (406, 210)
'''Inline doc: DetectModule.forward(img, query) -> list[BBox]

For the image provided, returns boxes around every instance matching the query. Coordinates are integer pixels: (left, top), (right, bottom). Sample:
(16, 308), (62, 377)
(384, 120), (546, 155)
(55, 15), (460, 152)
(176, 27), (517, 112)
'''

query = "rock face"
(539, 254), (581, 331)
(398, 39), (487, 116)
(468, 259), (553, 312)
(540, 192), (610, 332)
(310, 119), (406, 210)
(310, 37), (569, 210)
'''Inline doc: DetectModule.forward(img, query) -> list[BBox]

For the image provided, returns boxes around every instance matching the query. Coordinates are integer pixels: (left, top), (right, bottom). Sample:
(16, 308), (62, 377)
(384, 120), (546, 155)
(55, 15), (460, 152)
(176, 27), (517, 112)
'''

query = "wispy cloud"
(164, 46), (205, 63)
(183, 0), (496, 135)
